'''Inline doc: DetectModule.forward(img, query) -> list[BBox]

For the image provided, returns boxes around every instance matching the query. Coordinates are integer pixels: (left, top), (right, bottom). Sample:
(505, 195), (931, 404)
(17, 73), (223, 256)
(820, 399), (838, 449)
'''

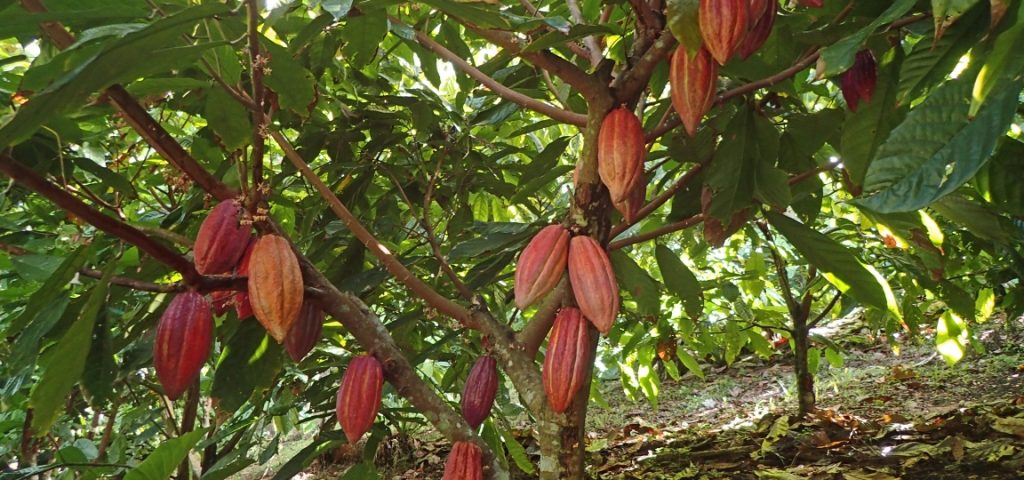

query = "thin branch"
(516, 276), (568, 356)
(808, 289), (843, 329)
(609, 160), (706, 237)
(565, 0), (603, 66)
(247, 0), (266, 201)
(612, 29), (675, 104)
(517, 0), (593, 61)
(757, 222), (801, 320)
(421, 156), (474, 301)
(609, 213), (704, 250)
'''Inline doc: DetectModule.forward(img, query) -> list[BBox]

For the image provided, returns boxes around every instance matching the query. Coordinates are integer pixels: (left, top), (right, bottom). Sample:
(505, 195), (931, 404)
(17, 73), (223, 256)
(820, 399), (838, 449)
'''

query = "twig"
(247, 0), (265, 203)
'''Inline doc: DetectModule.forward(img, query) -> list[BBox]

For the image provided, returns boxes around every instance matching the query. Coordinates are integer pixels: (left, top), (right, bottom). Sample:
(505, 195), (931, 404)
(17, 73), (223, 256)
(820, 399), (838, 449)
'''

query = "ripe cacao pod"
(193, 199), (251, 275)
(248, 235), (303, 342)
(336, 355), (384, 445)
(542, 307), (591, 413)
(514, 225), (570, 309)
(698, 0), (750, 65)
(798, 0), (823, 7)
(670, 46), (718, 137)
(284, 299), (324, 362)
(567, 236), (620, 334)
(461, 356), (498, 429)
(597, 106), (645, 203)
(738, 0), (777, 59)
(613, 172), (646, 224)
(234, 241), (255, 320)
(154, 292), (213, 400)
(442, 441), (483, 480)
(210, 289), (233, 316)
(839, 50), (877, 112)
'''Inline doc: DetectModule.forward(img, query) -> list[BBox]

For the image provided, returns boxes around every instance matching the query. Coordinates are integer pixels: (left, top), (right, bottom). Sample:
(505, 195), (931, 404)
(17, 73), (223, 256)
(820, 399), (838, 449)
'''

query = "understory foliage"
(0, 0), (1022, 479)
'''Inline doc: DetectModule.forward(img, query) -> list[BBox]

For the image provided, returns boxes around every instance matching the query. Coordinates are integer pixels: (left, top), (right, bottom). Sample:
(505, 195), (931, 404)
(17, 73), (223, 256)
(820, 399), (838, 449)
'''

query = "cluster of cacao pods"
(838, 50), (878, 112)
(442, 441), (483, 480)
(336, 354), (384, 444)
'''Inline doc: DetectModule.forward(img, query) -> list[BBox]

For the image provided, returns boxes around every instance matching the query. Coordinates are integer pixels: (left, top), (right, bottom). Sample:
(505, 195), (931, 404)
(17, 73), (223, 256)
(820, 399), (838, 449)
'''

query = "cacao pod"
(597, 106), (645, 203)
(567, 236), (620, 334)
(284, 299), (324, 362)
(442, 441), (483, 480)
(336, 355), (384, 444)
(738, 0), (777, 59)
(154, 292), (213, 400)
(514, 225), (570, 309)
(798, 0), (823, 7)
(193, 199), (251, 275)
(698, 0), (750, 65)
(669, 46), (718, 137)
(210, 289), (233, 316)
(248, 235), (303, 342)
(234, 241), (256, 320)
(542, 307), (591, 413)
(460, 356), (498, 429)
(839, 50), (877, 112)
(613, 172), (646, 224)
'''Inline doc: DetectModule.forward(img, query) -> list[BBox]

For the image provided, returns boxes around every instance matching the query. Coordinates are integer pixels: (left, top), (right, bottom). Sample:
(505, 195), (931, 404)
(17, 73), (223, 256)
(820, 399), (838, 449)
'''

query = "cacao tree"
(0, 0), (1022, 479)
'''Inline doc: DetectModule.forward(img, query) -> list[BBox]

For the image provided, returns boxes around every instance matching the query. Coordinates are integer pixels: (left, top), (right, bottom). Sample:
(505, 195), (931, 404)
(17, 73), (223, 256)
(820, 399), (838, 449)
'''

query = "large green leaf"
(970, 7), (1024, 116)
(930, 194), (1014, 244)
(204, 87), (251, 150)
(666, 0), (701, 55)
(418, 0), (508, 29)
(765, 212), (896, 316)
(932, 0), (982, 38)
(654, 245), (703, 319)
(610, 251), (660, 318)
(897, 8), (984, 102)
(123, 429), (207, 480)
(841, 52), (904, 188)
(856, 75), (1024, 213)
(818, 0), (916, 77)
(0, 0), (149, 38)
(976, 139), (1024, 215)
(4, 244), (92, 336)
(211, 320), (283, 413)
(0, 4), (230, 148)
(705, 109), (757, 221)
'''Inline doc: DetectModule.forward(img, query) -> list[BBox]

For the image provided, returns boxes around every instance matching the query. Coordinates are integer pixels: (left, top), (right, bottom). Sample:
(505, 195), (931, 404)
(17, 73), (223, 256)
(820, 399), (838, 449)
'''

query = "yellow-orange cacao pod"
(154, 292), (212, 400)
(248, 235), (303, 342)
(442, 441), (483, 480)
(699, 0), (750, 65)
(514, 225), (569, 309)
(670, 46), (717, 137)
(336, 355), (384, 444)
(597, 106), (645, 203)
(542, 307), (591, 413)
(567, 236), (620, 334)
(193, 199), (251, 275)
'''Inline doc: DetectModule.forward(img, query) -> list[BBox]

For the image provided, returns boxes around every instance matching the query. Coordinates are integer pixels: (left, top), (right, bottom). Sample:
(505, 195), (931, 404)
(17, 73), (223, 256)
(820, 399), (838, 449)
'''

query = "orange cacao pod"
(613, 172), (646, 224)
(699, 0), (750, 65)
(461, 356), (498, 429)
(284, 299), (324, 362)
(193, 199), (251, 275)
(154, 292), (212, 400)
(234, 241), (255, 320)
(514, 225), (570, 309)
(336, 355), (384, 444)
(248, 235), (303, 342)
(567, 236), (620, 334)
(738, 0), (777, 59)
(443, 441), (483, 480)
(670, 46), (718, 137)
(597, 106), (645, 203)
(542, 307), (591, 413)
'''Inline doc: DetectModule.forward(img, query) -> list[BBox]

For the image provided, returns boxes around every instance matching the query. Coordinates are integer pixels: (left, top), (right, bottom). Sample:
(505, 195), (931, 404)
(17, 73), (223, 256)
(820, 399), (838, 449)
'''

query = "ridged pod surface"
(193, 199), (251, 275)
(839, 50), (877, 112)
(542, 307), (591, 413)
(670, 46), (718, 137)
(234, 241), (255, 320)
(738, 0), (777, 59)
(210, 289), (233, 316)
(442, 441), (483, 480)
(154, 292), (213, 400)
(460, 356), (498, 429)
(336, 355), (384, 444)
(613, 172), (646, 224)
(567, 236), (620, 334)
(514, 225), (570, 309)
(698, 0), (750, 65)
(248, 235), (303, 342)
(597, 106), (645, 203)
(284, 300), (324, 362)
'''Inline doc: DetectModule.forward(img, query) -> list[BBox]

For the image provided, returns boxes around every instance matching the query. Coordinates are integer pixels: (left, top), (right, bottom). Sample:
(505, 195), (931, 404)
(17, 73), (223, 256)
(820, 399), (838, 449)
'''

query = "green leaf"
(271, 438), (343, 480)
(418, 0), (508, 29)
(654, 245), (703, 319)
(856, 76), (1023, 213)
(502, 426), (536, 474)
(666, 0), (701, 54)
(340, 9), (388, 68)
(609, 251), (660, 317)
(930, 194), (1013, 244)
(72, 157), (137, 197)
(705, 108), (757, 221)
(976, 139), (1024, 215)
(818, 0), (916, 77)
(5, 244), (92, 335)
(970, 16), (1024, 116)
(0, 1), (149, 39)
(522, 24), (615, 53)
(29, 263), (114, 435)
(842, 52), (905, 188)
(897, 8), (984, 102)
(263, 42), (316, 115)
(123, 429), (207, 480)
(676, 349), (705, 379)
(212, 320), (284, 413)
(204, 87), (251, 150)
(765, 211), (897, 316)
(936, 311), (969, 365)
(932, 0), (982, 39)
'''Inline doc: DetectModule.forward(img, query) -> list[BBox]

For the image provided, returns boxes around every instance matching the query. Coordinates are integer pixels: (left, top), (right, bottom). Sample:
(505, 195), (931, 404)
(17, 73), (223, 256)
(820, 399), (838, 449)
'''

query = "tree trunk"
(536, 330), (598, 480)
(792, 320), (816, 416)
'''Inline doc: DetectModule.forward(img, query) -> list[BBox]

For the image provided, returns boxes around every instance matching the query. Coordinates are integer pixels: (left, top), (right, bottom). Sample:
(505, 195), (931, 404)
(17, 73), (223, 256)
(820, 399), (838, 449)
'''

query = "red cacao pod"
(670, 46), (718, 137)
(798, 0), (823, 7)
(234, 241), (256, 320)
(613, 172), (646, 224)
(567, 236), (620, 334)
(210, 289), (233, 316)
(154, 292), (213, 400)
(284, 299), (324, 362)
(542, 307), (591, 413)
(460, 356), (498, 429)
(193, 199), (251, 275)
(738, 0), (777, 59)
(839, 50), (877, 112)
(248, 235), (303, 342)
(336, 355), (384, 444)
(698, 0), (750, 65)
(442, 441), (483, 480)
(514, 225), (570, 309)
(597, 106), (645, 203)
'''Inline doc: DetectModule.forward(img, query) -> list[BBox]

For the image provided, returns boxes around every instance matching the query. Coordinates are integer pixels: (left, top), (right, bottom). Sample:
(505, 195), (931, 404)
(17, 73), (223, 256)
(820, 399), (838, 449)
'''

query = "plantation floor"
(262, 320), (1024, 479)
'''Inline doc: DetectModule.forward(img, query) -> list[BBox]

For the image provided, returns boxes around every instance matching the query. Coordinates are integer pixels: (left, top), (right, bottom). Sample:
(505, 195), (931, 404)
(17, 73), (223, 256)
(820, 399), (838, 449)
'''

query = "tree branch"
(246, 0), (266, 200)
(808, 289), (842, 329)
(565, 0), (603, 66)
(609, 160), (706, 237)
(611, 29), (675, 104)
(609, 213), (704, 250)
(516, 276), (568, 357)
